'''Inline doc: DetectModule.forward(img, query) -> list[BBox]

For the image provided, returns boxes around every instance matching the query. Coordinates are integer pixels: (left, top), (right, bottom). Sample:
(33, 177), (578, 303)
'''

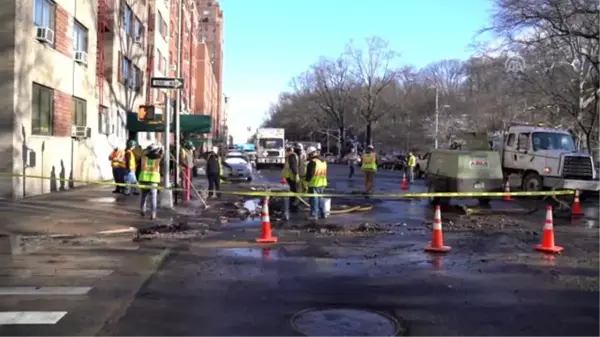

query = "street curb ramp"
(90, 247), (172, 336)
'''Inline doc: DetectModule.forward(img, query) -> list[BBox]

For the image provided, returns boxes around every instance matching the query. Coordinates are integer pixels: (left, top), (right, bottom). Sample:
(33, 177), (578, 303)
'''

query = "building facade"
(194, 0), (223, 142)
(0, 0), (221, 199)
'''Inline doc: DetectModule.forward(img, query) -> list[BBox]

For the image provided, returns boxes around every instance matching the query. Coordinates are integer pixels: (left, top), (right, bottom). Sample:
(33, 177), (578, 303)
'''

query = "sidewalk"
(0, 185), (176, 236)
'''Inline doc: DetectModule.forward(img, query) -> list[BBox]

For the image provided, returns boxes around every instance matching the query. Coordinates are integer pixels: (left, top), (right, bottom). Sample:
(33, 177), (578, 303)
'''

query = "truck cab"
(499, 124), (598, 191)
(255, 128), (285, 170)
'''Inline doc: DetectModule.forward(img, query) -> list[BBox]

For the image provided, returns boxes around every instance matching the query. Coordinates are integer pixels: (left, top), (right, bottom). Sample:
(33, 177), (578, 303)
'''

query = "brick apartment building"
(0, 0), (222, 198)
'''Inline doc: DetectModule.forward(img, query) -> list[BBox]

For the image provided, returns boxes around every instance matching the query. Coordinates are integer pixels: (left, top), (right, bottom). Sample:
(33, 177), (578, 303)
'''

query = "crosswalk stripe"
(0, 311), (67, 325)
(0, 287), (92, 295)
(0, 269), (113, 278)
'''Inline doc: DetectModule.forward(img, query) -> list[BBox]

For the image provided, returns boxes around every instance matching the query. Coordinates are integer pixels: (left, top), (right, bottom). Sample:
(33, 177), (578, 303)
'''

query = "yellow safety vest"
(282, 152), (298, 181)
(308, 158), (328, 188)
(407, 155), (416, 167)
(361, 153), (377, 172)
(126, 149), (136, 171)
(139, 156), (161, 183)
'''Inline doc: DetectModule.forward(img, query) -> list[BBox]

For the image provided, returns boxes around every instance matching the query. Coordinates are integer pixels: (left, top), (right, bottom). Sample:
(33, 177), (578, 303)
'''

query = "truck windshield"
(258, 138), (284, 149)
(532, 132), (576, 152)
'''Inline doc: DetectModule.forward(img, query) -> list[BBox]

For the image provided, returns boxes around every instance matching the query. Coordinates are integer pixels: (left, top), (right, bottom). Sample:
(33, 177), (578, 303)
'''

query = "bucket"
(323, 198), (331, 216)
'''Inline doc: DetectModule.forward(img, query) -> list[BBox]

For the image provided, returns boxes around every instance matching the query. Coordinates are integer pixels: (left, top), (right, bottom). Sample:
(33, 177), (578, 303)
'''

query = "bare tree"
(346, 36), (399, 145)
(292, 55), (355, 152)
(483, 0), (599, 151)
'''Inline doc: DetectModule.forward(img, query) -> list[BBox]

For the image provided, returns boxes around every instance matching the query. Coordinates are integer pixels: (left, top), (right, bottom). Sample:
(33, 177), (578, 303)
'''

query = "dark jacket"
(287, 152), (298, 175)
(206, 153), (222, 176)
(305, 156), (321, 182)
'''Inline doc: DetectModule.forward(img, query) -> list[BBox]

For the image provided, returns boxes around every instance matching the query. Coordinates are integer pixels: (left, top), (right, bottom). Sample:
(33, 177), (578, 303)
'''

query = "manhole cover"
(291, 308), (400, 336)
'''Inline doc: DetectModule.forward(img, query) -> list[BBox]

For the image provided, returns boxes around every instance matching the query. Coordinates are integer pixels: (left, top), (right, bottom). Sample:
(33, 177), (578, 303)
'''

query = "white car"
(224, 151), (253, 181)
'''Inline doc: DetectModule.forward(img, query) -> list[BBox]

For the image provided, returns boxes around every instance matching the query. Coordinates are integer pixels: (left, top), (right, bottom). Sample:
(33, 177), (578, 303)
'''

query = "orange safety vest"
(110, 150), (125, 168)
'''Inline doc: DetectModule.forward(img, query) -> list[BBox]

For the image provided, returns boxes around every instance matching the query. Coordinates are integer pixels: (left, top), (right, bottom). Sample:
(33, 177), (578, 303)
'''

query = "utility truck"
(492, 123), (598, 192)
(255, 128), (285, 170)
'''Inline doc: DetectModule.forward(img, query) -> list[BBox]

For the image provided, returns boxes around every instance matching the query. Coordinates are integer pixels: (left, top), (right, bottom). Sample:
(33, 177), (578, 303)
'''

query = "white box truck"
(255, 128), (285, 170)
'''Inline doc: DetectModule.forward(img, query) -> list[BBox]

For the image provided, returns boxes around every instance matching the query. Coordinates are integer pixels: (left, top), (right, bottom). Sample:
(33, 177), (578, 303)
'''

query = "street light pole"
(434, 86), (439, 149)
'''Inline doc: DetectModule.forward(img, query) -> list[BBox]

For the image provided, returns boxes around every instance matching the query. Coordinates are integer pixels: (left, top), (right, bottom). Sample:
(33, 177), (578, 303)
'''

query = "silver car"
(224, 151), (253, 181)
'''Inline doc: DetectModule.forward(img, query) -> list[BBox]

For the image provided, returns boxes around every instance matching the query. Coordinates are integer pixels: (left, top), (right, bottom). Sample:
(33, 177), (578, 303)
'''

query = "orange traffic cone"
(535, 205), (563, 254)
(571, 190), (583, 216)
(256, 197), (278, 243)
(425, 205), (451, 253)
(400, 172), (409, 190)
(503, 180), (513, 201)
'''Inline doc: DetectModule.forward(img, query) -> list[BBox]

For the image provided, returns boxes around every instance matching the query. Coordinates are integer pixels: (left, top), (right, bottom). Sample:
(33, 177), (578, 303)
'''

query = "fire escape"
(96, 0), (111, 111)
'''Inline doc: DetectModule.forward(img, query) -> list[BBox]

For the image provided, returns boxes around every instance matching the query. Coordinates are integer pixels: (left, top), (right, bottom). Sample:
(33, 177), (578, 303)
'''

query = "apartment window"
(72, 97), (87, 127)
(158, 12), (167, 39)
(32, 82), (54, 135)
(73, 21), (88, 52)
(121, 2), (132, 35)
(157, 49), (164, 72)
(33, 0), (56, 29)
(132, 65), (143, 91)
(98, 105), (110, 135)
(119, 53), (131, 84)
(133, 16), (144, 42)
(161, 56), (167, 73)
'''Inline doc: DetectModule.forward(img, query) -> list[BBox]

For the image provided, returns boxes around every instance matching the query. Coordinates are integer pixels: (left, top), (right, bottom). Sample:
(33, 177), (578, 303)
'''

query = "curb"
(91, 247), (172, 335)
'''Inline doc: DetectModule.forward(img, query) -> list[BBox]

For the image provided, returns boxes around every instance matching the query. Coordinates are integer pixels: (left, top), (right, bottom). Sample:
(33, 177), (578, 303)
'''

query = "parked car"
(223, 151), (253, 181)
(323, 153), (338, 164)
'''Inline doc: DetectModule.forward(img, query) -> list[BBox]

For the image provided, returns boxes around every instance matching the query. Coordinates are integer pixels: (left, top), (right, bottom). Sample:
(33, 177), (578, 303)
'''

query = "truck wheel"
(522, 172), (543, 192)
(428, 184), (448, 206)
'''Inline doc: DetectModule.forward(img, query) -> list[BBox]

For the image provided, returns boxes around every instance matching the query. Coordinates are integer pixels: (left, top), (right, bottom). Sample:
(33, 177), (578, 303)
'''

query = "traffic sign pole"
(159, 90), (173, 208)
(174, 0), (184, 206)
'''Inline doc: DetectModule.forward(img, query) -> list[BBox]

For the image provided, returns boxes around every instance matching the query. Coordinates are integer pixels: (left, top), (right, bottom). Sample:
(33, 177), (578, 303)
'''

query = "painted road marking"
(96, 227), (137, 235)
(0, 269), (113, 278)
(0, 286), (92, 295)
(0, 311), (67, 325)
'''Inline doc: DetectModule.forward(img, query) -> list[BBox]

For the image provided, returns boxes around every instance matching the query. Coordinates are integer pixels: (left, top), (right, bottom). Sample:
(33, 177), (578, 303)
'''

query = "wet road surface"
(98, 165), (599, 336)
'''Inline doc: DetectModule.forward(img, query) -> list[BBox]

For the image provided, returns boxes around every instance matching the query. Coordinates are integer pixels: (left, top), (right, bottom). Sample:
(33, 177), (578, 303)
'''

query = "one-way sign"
(151, 77), (184, 89)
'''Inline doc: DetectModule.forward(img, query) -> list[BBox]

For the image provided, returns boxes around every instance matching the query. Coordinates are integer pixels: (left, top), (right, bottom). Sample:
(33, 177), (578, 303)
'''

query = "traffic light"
(137, 105), (155, 121)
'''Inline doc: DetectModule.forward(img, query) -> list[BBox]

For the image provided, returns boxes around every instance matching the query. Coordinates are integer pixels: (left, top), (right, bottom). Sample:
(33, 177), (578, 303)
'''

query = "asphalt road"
(2, 165), (597, 336)
(97, 165), (598, 336)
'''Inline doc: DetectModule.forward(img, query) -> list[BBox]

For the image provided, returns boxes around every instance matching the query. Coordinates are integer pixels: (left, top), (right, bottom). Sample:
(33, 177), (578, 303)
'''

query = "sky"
(219, 0), (495, 143)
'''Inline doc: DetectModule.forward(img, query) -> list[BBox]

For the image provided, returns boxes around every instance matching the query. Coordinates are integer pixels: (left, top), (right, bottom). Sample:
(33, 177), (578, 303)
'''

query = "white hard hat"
(296, 143), (304, 150)
(147, 143), (158, 151)
(211, 146), (218, 153)
(306, 146), (317, 154)
(367, 145), (374, 149)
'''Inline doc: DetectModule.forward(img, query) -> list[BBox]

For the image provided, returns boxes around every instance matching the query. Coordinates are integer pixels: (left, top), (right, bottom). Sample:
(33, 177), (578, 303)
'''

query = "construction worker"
(205, 146), (223, 199)
(361, 145), (378, 194)
(406, 151), (417, 182)
(179, 141), (195, 201)
(283, 145), (299, 219)
(295, 143), (308, 193)
(305, 146), (328, 220)
(133, 144), (144, 182)
(139, 143), (164, 220)
(108, 147), (125, 193)
(123, 140), (139, 195)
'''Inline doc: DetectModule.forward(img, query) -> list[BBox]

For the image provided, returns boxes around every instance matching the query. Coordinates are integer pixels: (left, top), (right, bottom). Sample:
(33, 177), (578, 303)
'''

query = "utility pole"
(434, 86), (439, 149)
(174, 0), (184, 203)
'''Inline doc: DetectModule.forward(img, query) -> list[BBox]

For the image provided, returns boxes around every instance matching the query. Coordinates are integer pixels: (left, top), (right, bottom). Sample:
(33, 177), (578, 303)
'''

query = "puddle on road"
(216, 247), (283, 260)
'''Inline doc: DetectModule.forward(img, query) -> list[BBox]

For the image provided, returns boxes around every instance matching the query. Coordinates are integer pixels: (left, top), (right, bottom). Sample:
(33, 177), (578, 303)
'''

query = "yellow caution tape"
(0, 172), (575, 198)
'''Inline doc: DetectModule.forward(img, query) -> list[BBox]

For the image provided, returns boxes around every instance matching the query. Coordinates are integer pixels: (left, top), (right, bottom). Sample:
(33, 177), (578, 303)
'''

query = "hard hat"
(211, 146), (219, 153)
(127, 139), (137, 147)
(367, 145), (374, 149)
(286, 143), (294, 150)
(185, 140), (194, 149)
(306, 146), (317, 154)
(295, 143), (304, 150)
(147, 143), (159, 152)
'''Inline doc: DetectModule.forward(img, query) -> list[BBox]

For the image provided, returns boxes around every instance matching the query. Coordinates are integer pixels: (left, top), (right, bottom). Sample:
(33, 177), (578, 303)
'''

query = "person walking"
(305, 146), (328, 220)
(139, 143), (164, 220)
(179, 141), (196, 201)
(205, 146), (223, 199)
(345, 148), (359, 179)
(361, 145), (378, 194)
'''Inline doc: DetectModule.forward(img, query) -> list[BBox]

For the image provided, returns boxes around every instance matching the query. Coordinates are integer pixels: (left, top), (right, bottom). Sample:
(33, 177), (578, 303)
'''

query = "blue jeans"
(140, 183), (158, 214)
(124, 171), (138, 195)
(308, 186), (326, 218)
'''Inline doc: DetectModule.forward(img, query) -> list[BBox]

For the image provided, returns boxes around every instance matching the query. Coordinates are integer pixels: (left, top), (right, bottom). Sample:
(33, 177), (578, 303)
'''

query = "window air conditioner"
(35, 27), (55, 45)
(71, 125), (91, 139)
(74, 51), (88, 65)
